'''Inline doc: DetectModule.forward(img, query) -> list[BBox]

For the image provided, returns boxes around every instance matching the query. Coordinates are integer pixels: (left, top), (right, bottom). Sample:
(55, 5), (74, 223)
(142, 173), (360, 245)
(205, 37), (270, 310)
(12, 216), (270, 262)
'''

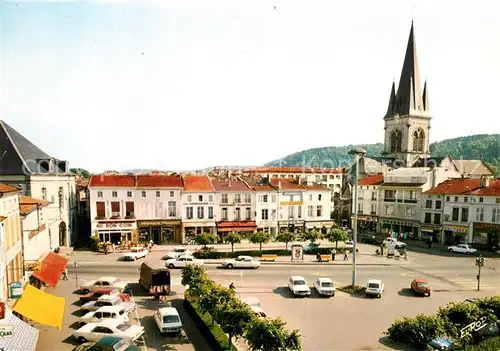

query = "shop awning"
(32, 251), (68, 287)
(217, 221), (257, 232)
(13, 284), (65, 331)
(0, 309), (39, 351)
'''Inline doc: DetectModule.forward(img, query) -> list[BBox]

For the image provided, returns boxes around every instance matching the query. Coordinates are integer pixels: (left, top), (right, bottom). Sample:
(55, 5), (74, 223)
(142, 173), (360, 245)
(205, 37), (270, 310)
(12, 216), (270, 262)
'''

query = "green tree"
(194, 232), (218, 249)
(245, 316), (301, 351)
(386, 314), (446, 349)
(197, 281), (235, 326)
(70, 168), (90, 178)
(302, 230), (322, 244)
(248, 232), (271, 251)
(181, 264), (209, 295)
(224, 231), (242, 252)
(326, 228), (349, 248)
(276, 231), (296, 250)
(216, 299), (254, 349)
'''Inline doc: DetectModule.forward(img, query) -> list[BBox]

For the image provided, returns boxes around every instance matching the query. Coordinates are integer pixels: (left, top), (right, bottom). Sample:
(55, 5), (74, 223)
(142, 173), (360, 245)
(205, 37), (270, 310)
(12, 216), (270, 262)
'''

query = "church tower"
(383, 22), (431, 167)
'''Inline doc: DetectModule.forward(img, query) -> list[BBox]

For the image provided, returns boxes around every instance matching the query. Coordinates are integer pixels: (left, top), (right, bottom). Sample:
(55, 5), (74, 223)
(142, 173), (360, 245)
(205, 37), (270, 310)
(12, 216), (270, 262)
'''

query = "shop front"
(443, 224), (470, 245)
(379, 218), (419, 239)
(306, 220), (336, 234)
(137, 220), (182, 245)
(353, 215), (377, 232)
(183, 221), (216, 242)
(420, 225), (442, 243)
(217, 221), (257, 238)
(472, 223), (500, 251)
(95, 221), (137, 244)
(278, 220), (306, 234)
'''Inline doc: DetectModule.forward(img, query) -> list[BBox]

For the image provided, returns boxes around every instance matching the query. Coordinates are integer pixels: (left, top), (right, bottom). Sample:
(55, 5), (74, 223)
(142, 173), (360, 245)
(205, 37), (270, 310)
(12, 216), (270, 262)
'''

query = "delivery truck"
(139, 262), (171, 295)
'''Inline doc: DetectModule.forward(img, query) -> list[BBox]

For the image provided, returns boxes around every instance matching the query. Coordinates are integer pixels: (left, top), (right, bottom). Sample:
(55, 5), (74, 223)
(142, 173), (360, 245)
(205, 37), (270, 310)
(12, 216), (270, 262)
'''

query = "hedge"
(183, 291), (238, 351)
(193, 247), (351, 259)
(337, 285), (366, 295)
(464, 336), (500, 351)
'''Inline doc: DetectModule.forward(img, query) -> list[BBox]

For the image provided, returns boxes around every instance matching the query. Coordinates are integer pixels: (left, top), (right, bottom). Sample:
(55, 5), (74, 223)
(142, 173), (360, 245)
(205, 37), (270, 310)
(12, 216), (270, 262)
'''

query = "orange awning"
(32, 252), (68, 287)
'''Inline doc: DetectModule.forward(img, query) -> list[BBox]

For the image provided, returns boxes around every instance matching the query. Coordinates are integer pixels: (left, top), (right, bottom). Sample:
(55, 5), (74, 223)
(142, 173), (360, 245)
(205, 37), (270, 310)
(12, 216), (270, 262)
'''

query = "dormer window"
(49, 159), (55, 172)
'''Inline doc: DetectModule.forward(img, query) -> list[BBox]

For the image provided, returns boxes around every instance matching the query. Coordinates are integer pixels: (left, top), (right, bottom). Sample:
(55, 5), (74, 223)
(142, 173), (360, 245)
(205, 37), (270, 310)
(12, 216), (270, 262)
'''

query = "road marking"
(400, 273), (407, 277)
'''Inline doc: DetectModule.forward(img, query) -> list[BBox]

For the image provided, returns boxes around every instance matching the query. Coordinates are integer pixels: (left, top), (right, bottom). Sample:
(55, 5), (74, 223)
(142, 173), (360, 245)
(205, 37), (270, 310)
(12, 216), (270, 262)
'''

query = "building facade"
(20, 195), (51, 262)
(250, 183), (279, 236)
(355, 174), (384, 232)
(0, 184), (23, 303)
(181, 175), (216, 240)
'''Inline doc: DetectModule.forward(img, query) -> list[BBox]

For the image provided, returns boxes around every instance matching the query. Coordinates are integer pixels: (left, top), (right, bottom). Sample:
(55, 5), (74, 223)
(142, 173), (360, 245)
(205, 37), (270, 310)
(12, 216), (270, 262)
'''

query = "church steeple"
(422, 79), (430, 111)
(385, 81), (396, 117)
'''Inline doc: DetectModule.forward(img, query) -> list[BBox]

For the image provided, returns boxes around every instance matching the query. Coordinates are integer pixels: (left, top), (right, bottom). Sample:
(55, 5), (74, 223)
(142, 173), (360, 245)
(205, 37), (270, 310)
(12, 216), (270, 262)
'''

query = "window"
(446, 196), (450, 201)
(308, 205), (313, 217)
(318, 194), (322, 201)
(170, 191), (174, 197)
(235, 208), (241, 220)
(222, 194), (228, 203)
(424, 212), (432, 223)
(244, 194), (251, 203)
(127, 191), (132, 198)
(493, 208), (500, 223)
(156, 191), (160, 197)
(186, 207), (193, 219)
(390, 129), (402, 153)
(384, 190), (396, 201)
(412, 129), (424, 152)
(235, 194), (241, 203)
(96, 202), (106, 218)
(409, 191), (416, 200)
(461, 208), (469, 222)
(358, 203), (363, 213)
(271, 195), (276, 203)
(452, 208), (459, 221)
(198, 195), (203, 202)
(479, 197), (484, 203)
(141, 191), (146, 198)
(261, 209), (269, 220)
(434, 213), (441, 224)
(371, 203), (376, 214)
(112, 191), (117, 198)
(454, 196), (458, 202)
(425, 200), (432, 209)
(297, 206), (302, 218)
(405, 207), (414, 217)
(221, 208), (228, 220)
(329, 175), (334, 180)
(371, 192), (377, 201)
(187, 195), (192, 202)
(125, 202), (134, 218)
(245, 207), (251, 220)
(208, 206), (214, 219)
(435, 200), (442, 209)
(96, 190), (101, 199)
(475, 207), (484, 221)
(288, 206), (294, 218)
(111, 202), (120, 217)
(309, 194), (313, 201)
(385, 206), (394, 215)
(209, 195), (213, 202)
(168, 201), (176, 217)
(316, 205), (323, 217)
(464, 197), (468, 203)
(262, 195), (268, 203)
(496, 198), (500, 204)
(197, 207), (204, 219)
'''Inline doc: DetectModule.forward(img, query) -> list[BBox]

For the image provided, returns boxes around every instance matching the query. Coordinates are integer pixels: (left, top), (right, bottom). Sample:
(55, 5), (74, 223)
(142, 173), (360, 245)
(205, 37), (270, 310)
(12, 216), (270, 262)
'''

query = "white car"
(383, 237), (406, 249)
(240, 297), (267, 318)
(80, 277), (129, 294)
(122, 247), (148, 261)
(313, 278), (335, 297)
(81, 294), (136, 314)
(287, 276), (311, 297)
(365, 279), (384, 298)
(79, 306), (129, 326)
(163, 247), (193, 260)
(221, 256), (261, 269)
(154, 307), (183, 335)
(448, 244), (477, 255)
(165, 255), (204, 269)
(73, 319), (145, 344)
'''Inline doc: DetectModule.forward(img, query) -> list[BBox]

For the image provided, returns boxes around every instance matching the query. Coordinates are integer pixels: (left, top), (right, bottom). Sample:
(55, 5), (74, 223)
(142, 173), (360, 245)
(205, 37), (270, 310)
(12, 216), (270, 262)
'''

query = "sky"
(1, 0), (499, 172)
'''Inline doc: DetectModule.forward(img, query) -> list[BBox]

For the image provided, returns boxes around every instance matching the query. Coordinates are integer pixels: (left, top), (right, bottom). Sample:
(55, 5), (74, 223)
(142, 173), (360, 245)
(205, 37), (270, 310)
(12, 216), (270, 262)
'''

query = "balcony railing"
(95, 215), (106, 220)
(125, 213), (135, 219)
(384, 198), (396, 202)
(370, 211), (376, 215)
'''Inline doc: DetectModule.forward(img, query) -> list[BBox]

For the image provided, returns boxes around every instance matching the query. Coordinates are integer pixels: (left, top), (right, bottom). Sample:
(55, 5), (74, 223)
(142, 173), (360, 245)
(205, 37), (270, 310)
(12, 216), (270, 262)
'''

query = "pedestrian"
(62, 268), (68, 280)
(343, 251), (348, 261)
(229, 282), (235, 290)
(331, 249), (336, 261)
(316, 252), (321, 262)
(154, 286), (159, 300)
(380, 243), (384, 256)
(161, 286), (168, 300)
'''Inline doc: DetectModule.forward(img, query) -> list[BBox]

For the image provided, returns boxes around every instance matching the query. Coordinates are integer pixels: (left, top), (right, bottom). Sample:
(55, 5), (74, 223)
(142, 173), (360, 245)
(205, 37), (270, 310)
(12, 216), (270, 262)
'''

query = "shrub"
(464, 336), (500, 351)
(245, 316), (302, 351)
(475, 296), (500, 319)
(386, 314), (446, 349)
(89, 236), (100, 252)
(337, 285), (366, 295)
(194, 249), (291, 259)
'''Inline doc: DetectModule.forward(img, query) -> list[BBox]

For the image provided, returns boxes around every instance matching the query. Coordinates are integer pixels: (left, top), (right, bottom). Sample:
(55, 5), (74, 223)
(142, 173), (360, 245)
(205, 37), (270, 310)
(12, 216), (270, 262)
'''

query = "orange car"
(411, 278), (431, 296)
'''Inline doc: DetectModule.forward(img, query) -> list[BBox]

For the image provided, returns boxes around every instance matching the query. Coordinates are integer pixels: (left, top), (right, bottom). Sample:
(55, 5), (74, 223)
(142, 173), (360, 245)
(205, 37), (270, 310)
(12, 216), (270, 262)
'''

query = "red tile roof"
(245, 166), (345, 174)
(136, 175), (183, 188)
(358, 174), (384, 186)
(270, 178), (305, 190)
(465, 179), (500, 196)
(424, 178), (482, 195)
(19, 195), (49, 216)
(182, 175), (214, 192)
(211, 180), (251, 192)
(0, 184), (20, 194)
(89, 175), (136, 187)
(251, 184), (275, 191)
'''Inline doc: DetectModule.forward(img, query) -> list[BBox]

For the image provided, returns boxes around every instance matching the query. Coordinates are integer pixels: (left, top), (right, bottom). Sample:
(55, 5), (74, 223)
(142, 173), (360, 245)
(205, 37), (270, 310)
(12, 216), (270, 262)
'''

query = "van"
(139, 262), (171, 294)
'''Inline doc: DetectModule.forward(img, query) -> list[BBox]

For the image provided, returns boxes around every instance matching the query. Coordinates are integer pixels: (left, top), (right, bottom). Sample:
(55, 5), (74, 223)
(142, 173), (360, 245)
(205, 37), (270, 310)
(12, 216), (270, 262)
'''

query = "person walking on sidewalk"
(331, 249), (336, 261)
(62, 268), (68, 280)
(343, 251), (348, 261)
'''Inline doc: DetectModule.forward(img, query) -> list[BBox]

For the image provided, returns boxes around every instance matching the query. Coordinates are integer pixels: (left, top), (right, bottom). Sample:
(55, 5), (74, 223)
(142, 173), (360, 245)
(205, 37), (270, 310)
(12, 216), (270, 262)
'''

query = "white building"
(135, 175), (183, 244)
(250, 183), (279, 236)
(0, 121), (77, 248)
(181, 175), (216, 240)
(20, 195), (51, 262)
(354, 174), (384, 232)
(0, 184), (23, 302)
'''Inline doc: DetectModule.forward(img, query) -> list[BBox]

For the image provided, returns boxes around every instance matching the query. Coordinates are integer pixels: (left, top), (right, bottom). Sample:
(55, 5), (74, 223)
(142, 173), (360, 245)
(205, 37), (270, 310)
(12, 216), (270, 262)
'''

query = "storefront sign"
(187, 202), (210, 206)
(10, 282), (23, 299)
(474, 223), (500, 230)
(444, 225), (468, 233)
(421, 225), (441, 231)
(138, 220), (181, 227)
(0, 326), (13, 339)
(96, 222), (136, 230)
(280, 201), (304, 206)
(279, 220), (305, 226)
(283, 192), (301, 196)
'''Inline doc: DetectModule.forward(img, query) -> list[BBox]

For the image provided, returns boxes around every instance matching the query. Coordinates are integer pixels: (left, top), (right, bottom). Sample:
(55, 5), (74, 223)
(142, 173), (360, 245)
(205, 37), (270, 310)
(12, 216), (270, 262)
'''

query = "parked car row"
(287, 276), (336, 297)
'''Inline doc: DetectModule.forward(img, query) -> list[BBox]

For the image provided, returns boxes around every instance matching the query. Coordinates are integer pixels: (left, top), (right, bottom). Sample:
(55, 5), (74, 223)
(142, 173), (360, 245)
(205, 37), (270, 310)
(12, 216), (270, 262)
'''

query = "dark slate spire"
(385, 81), (396, 118)
(393, 21), (425, 116)
(422, 80), (430, 111)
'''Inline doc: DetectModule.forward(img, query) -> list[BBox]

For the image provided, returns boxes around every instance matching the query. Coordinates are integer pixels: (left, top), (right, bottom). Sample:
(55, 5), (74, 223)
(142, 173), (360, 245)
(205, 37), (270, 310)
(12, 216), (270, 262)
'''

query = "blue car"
(428, 337), (453, 350)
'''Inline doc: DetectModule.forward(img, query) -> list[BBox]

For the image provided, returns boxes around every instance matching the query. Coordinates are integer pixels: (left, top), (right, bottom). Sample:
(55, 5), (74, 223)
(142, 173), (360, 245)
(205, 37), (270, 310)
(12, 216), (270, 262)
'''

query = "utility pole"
(475, 255), (485, 291)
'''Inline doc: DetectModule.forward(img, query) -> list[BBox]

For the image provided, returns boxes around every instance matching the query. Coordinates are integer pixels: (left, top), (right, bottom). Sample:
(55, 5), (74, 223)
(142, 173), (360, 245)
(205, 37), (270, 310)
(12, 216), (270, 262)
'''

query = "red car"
(411, 278), (431, 296)
(79, 288), (130, 303)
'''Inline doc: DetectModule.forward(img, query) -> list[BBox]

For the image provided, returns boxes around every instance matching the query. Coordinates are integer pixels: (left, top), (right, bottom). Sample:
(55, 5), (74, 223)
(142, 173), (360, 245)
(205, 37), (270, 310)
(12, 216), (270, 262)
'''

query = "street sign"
(9, 282), (23, 299)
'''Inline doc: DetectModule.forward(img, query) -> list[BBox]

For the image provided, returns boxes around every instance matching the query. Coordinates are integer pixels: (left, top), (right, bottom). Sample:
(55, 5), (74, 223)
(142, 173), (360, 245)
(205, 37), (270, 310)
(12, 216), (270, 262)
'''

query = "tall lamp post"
(348, 147), (367, 287)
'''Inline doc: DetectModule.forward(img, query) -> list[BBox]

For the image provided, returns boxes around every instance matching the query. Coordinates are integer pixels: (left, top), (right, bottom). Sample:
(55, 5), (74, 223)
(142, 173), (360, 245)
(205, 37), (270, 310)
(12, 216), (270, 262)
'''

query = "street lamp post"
(348, 147), (367, 287)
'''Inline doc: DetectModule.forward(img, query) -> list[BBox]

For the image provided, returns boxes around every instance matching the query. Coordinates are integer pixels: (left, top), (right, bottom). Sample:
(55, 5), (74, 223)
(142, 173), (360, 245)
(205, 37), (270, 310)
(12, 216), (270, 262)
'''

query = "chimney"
(480, 176), (490, 188)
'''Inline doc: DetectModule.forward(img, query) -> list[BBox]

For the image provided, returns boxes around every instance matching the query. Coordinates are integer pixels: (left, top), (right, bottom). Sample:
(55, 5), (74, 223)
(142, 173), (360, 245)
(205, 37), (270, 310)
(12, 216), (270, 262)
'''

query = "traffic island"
(337, 285), (366, 296)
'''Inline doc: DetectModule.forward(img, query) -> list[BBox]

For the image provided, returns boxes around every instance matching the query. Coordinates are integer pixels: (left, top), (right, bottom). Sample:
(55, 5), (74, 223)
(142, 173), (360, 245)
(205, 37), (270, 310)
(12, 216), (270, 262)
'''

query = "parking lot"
(36, 279), (209, 351)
